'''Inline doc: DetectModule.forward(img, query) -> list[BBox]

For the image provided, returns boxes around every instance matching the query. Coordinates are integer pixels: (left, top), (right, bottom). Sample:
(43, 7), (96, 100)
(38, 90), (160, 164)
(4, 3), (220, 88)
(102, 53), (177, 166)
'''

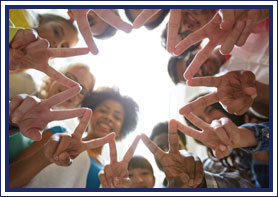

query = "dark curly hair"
(81, 87), (139, 140)
(128, 155), (154, 175)
(124, 9), (170, 30)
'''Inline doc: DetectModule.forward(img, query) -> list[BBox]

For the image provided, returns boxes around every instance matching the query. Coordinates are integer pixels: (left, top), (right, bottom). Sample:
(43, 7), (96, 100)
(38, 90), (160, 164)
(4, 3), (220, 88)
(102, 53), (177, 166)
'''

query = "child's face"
(128, 168), (155, 188)
(87, 11), (110, 36)
(37, 20), (77, 48)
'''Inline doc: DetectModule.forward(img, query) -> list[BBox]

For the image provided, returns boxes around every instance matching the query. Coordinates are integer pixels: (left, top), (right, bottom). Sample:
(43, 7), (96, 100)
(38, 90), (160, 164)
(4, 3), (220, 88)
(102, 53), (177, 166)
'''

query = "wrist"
(237, 127), (258, 148)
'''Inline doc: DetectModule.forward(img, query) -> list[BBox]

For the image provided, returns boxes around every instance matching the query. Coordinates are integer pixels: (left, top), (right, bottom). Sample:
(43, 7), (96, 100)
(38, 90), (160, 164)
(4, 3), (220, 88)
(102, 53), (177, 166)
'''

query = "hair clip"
(68, 12), (75, 23)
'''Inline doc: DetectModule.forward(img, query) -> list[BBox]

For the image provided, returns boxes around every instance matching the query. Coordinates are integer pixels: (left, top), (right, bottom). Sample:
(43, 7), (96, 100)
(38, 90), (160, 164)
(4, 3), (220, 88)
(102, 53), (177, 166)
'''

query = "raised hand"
(69, 9), (132, 55)
(44, 109), (115, 166)
(141, 119), (204, 188)
(98, 135), (141, 188)
(180, 70), (257, 115)
(10, 37), (89, 88)
(132, 9), (161, 29)
(9, 86), (86, 141)
(10, 28), (38, 50)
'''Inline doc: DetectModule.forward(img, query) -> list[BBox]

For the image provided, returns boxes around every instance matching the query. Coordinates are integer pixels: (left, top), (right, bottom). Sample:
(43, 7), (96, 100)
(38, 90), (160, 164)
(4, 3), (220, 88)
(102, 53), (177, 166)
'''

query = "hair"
(150, 121), (186, 147)
(161, 24), (201, 58)
(94, 9), (118, 40)
(124, 9), (169, 30)
(167, 56), (183, 85)
(128, 155), (154, 175)
(38, 13), (78, 43)
(81, 87), (139, 140)
(39, 63), (95, 99)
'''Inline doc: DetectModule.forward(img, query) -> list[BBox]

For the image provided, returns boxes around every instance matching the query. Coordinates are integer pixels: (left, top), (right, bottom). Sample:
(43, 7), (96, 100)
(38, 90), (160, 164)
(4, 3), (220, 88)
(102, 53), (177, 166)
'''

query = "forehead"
(67, 67), (93, 90)
(97, 99), (124, 113)
(153, 132), (168, 144)
(55, 20), (78, 47)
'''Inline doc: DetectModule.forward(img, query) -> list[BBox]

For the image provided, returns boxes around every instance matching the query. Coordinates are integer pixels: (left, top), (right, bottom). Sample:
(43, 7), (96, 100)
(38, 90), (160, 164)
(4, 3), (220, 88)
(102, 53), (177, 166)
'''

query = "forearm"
(236, 127), (258, 148)
(252, 81), (269, 117)
(9, 146), (51, 188)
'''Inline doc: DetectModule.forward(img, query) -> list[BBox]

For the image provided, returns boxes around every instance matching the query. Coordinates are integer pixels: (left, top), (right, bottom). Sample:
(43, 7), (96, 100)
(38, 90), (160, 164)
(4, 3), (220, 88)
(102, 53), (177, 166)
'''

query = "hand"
(69, 9), (132, 55)
(44, 109), (115, 166)
(9, 86), (85, 141)
(176, 115), (246, 159)
(98, 135), (141, 188)
(141, 119), (204, 188)
(132, 9), (161, 28)
(179, 70), (257, 115)
(10, 28), (38, 49)
(10, 37), (89, 88)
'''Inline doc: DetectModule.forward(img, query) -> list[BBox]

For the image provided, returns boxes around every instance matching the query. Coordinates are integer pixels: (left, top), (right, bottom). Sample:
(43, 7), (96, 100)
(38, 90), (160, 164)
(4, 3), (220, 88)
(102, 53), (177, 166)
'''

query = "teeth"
(99, 123), (110, 130)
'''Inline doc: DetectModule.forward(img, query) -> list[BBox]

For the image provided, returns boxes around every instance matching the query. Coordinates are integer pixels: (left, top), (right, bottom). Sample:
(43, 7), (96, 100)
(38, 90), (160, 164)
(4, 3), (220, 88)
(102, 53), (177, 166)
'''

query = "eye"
(113, 115), (122, 121)
(53, 27), (59, 36)
(61, 42), (69, 48)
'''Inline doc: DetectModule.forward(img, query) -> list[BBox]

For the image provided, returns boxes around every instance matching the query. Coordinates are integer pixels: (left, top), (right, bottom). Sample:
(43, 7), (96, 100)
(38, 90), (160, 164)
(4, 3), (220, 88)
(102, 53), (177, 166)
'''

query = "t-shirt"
(86, 156), (104, 188)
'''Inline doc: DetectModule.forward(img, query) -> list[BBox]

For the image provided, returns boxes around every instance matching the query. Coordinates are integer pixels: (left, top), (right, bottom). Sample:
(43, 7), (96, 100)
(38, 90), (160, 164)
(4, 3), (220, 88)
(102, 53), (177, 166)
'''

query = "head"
(168, 51), (223, 84)
(124, 9), (169, 30)
(40, 63), (95, 109)
(81, 87), (139, 140)
(128, 155), (155, 188)
(150, 121), (187, 171)
(87, 9), (118, 39)
(36, 13), (78, 48)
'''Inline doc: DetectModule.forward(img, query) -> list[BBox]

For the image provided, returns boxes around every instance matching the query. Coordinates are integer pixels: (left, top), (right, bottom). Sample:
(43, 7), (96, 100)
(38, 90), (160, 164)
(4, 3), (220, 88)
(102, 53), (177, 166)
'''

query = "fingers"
(167, 9), (181, 53)
(187, 75), (222, 88)
(168, 119), (179, 153)
(226, 96), (253, 115)
(113, 177), (131, 188)
(44, 134), (61, 162)
(42, 85), (81, 108)
(194, 156), (204, 186)
(215, 144), (232, 159)
(9, 94), (25, 117)
(55, 152), (72, 166)
(183, 41), (216, 80)
(47, 48), (90, 58)
(219, 9), (236, 31)
(53, 134), (72, 159)
(240, 71), (257, 95)
(174, 28), (206, 56)
(85, 132), (115, 150)
(109, 139), (118, 164)
(141, 133), (166, 160)
(71, 9), (99, 55)
(99, 171), (109, 188)
(211, 119), (232, 148)
(132, 9), (161, 29)
(220, 20), (245, 55)
(10, 95), (39, 123)
(175, 118), (205, 143)
(23, 128), (43, 141)
(236, 17), (256, 46)
(43, 66), (79, 88)
(11, 28), (38, 49)
(72, 109), (92, 139)
(93, 9), (132, 33)
(179, 92), (219, 114)
(103, 165), (114, 187)
(122, 135), (141, 162)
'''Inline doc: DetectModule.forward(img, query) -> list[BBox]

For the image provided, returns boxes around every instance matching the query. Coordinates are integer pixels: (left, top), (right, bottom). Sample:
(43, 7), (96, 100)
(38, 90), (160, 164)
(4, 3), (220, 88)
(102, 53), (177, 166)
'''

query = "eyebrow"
(102, 104), (123, 115)
(58, 25), (65, 37)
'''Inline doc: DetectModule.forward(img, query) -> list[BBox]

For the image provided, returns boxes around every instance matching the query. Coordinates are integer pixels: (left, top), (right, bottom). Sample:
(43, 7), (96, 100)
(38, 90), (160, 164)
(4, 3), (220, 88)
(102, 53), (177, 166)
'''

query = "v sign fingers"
(168, 119), (180, 154)
(122, 135), (141, 162)
(141, 133), (166, 161)
(72, 109), (92, 139)
(109, 139), (118, 164)
(132, 9), (161, 29)
(167, 9), (181, 53)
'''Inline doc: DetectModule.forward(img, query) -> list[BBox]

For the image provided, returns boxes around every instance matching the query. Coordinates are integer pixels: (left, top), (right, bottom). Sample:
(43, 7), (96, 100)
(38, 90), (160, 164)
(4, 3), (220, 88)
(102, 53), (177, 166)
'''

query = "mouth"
(98, 122), (113, 133)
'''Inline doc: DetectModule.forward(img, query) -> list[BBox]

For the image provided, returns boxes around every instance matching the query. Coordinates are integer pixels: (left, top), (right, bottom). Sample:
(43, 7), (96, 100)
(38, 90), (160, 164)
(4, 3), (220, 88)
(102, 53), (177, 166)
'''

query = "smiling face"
(128, 168), (155, 188)
(177, 9), (216, 42)
(88, 99), (124, 139)
(46, 65), (94, 109)
(36, 20), (78, 48)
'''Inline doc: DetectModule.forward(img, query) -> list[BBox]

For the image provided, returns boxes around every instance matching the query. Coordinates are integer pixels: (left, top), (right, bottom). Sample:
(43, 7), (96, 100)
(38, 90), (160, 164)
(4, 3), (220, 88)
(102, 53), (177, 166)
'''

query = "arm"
(252, 81), (269, 117)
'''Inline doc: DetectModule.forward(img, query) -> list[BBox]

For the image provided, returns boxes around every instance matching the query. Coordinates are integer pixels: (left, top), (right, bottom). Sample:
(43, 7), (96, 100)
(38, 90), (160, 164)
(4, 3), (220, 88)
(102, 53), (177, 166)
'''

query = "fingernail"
(251, 94), (257, 99)
(113, 178), (119, 185)
(219, 145), (226, 151)
(228, 145), (233, 151)
(54, 155), (59, 161)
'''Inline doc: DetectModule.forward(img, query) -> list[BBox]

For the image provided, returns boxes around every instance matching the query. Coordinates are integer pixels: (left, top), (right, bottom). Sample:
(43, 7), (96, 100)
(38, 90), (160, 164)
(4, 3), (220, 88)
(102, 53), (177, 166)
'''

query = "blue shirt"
(86, 156), (103, 188)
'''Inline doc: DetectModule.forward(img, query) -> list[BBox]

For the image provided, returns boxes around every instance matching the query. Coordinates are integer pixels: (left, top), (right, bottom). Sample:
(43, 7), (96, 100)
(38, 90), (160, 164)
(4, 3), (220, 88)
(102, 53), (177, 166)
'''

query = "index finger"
(141, 133), (166, 160)
(167, 9), (181, 53)
(183, 41), (216, 80)
(72, 109), (92, 139)
(173, 27), (206, 56)
(109, 139), (117, 164)
(187, 75), (222, 88)
(47, 48), (90, 58)
(132, 9), (161, 29)
(42, 85), (81, 108)
(168, 119), (179, 153)
(179, 92), (219, 114)
(93, 9), (132, 33)
(122, 135), (141, 162)
(44, 66), (78, 88)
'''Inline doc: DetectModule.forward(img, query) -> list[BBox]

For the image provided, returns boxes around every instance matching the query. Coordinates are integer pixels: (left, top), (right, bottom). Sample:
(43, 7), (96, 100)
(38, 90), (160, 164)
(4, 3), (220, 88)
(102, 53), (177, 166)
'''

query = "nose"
(133, 175), (144, 183)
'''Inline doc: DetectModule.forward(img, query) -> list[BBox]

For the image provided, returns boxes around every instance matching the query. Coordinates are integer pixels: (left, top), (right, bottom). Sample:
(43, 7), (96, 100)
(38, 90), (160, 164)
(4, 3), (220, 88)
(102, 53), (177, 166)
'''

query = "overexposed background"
(26, 9), (209, 187)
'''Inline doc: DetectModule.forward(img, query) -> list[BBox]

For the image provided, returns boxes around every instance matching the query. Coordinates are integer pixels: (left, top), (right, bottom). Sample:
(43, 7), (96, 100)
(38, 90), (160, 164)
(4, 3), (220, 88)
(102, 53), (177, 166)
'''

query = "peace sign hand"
(9, 86), (85, 141)
(10, 37), (89, 88)
(69, 9), (132, 55)
(99, 135), (141, 188)
(179, 70), (257, 115)
(44, 109), (115, 166)
(176, 115), (244, 159)
(141, 120), (204, 188)
(132, 9), (162, 29)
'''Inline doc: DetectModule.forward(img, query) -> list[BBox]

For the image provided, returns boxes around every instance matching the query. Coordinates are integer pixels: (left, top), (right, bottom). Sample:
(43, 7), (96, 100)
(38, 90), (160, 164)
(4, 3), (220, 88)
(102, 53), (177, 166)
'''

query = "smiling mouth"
(98, 122), (112, 133)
